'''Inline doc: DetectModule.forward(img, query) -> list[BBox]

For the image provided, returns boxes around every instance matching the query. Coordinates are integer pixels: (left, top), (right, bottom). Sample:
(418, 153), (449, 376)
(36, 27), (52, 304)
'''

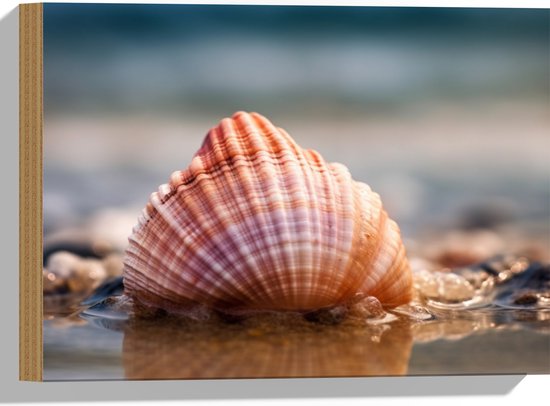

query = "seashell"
(123, 111), (412, 315)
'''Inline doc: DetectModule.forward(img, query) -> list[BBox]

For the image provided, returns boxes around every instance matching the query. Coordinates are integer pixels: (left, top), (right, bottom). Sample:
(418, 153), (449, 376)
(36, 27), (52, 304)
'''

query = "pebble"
(44, 251), (123, 296)
(345, 296), (399, 325)
(356, 296), (386, 318)
(413, 269), (475, 303)
(513, 292), (539, 306)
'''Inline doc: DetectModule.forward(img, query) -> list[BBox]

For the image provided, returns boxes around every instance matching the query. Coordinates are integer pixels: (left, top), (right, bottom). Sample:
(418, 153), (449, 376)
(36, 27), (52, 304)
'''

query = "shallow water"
(43, 308), (550, 381)
(43, 259), (550, 381)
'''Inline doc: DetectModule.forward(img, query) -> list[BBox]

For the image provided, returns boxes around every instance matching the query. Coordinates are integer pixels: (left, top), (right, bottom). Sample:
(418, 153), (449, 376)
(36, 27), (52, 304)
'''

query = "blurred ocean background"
(43, 4), (549, 244)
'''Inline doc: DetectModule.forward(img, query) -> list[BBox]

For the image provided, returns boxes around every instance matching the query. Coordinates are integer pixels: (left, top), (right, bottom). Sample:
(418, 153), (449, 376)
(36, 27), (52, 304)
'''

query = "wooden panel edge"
(19, 2), (43, 382)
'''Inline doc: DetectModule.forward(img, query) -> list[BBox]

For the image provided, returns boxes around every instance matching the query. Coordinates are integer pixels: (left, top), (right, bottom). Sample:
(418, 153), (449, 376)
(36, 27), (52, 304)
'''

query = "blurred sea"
(44, 6), (548, 114)
(43, 5), (549, 242)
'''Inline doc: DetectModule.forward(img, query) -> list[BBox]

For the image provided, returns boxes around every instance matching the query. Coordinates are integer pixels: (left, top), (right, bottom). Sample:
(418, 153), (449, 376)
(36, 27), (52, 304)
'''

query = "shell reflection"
(122, 314), (413, 379)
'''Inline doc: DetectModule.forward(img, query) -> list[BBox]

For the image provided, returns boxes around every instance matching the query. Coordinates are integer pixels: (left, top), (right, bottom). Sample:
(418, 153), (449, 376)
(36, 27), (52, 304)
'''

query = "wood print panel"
(19, 2), (43, 382)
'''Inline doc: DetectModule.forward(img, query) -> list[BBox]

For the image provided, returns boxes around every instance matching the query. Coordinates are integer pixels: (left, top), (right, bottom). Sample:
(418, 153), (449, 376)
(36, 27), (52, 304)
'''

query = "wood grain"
(19, 2), (43, 382)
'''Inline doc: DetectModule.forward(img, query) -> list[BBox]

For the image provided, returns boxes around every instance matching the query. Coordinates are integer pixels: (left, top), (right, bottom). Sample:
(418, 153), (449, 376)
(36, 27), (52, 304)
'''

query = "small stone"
(438, 273), (475, 302)
(346, 296), (398, 325)
(351, 296), (386, 319)
(66, 259), (107, 293)
(414, 269), (475, 303)
(46, 251), (80, 280)
(46, 251), (109, 295)
(413, 269), (439, 298)
(513, 292), (538, 306)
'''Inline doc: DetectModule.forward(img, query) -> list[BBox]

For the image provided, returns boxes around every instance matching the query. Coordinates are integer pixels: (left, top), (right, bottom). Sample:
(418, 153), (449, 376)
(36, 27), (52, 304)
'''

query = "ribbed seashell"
(123, 111), (412, 315)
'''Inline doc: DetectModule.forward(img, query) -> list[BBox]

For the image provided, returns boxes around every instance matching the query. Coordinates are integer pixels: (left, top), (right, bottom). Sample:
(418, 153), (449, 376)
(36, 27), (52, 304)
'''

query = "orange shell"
(123, 112), (412, 314)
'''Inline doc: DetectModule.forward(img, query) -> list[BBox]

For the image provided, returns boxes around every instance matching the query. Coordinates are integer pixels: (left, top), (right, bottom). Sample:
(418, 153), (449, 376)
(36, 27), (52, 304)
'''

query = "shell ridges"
(123, 111), (412, 314)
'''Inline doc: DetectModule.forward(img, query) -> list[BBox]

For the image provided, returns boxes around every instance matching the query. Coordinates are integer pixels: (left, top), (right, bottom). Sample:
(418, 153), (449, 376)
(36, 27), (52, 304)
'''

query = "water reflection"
(121, 314), (413, 379)
(45, 256), (550, 380)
